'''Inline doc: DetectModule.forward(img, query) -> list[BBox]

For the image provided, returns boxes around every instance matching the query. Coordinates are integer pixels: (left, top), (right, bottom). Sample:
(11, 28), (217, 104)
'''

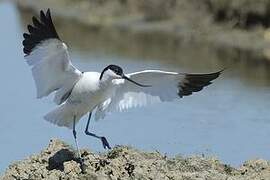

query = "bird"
(22, 9), (222, 159)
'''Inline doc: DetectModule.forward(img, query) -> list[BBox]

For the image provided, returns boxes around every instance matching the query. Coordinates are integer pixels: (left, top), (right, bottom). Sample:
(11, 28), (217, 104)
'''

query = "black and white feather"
(178, 71), (221, 97)
(23, 9), (60, 55)
(23, 9), (82, 104)
(95, 70), (222, 120)
(22, 9), (222, 129)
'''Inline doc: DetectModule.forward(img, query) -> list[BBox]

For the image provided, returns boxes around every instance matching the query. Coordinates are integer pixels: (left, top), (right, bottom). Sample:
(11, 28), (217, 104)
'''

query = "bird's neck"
(99, 74), (114, 86)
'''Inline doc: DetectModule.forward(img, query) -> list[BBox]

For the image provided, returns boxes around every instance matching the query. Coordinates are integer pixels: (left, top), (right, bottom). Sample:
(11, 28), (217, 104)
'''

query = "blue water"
(1, 1), (270, 173)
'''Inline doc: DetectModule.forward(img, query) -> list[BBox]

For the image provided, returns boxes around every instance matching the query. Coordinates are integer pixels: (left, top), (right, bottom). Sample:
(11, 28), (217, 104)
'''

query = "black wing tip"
(178, 69), (224, 98)
(186, 68), (224, 77)
(46, 8), (51, 16)
(41, 8), (50, 14)
(22, 8), (60, 55)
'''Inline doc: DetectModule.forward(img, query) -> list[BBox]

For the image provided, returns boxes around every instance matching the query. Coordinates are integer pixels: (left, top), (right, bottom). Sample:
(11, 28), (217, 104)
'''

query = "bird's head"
(100, 65), (150, 87)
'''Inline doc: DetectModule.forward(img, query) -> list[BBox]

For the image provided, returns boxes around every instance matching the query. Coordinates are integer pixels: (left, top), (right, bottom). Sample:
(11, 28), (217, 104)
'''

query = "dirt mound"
(2, 139), (270, 180)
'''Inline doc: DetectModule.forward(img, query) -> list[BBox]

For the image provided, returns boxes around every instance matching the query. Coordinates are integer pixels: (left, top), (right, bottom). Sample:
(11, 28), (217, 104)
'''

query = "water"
(1, 1), (270, 173)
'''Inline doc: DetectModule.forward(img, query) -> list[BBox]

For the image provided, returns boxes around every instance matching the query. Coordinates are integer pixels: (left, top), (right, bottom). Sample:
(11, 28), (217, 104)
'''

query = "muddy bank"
(15, 0), (270, 62)
(2, 139), (270, 180)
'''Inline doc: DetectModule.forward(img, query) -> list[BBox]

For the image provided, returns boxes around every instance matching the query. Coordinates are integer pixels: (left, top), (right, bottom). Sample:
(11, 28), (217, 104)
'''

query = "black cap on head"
(99, 64), (151, 87)
(99, 64), (123, 80)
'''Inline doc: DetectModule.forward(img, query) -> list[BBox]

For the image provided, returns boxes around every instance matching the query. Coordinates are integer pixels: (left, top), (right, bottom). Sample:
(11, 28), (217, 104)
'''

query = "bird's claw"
(76, 157), (87, 174)
(101, 137), (111, 149)
(78, 157), (84, 164)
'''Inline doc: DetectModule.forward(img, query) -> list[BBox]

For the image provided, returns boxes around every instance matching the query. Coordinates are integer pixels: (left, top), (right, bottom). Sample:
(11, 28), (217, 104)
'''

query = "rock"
(2, 139), (270, 180)
(48, 148), (75, 170)
(64, 160), (81, 174)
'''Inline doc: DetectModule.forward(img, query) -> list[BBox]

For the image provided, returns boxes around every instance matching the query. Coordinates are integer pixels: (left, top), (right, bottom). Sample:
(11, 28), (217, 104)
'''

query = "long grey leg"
(85, 112), (111, 149)
(73, 116), (82, 159)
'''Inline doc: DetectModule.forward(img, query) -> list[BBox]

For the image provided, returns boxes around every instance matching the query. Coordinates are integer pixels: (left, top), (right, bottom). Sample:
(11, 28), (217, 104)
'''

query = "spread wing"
(23, 9), (82, 104)
(95, 70), (222, 120)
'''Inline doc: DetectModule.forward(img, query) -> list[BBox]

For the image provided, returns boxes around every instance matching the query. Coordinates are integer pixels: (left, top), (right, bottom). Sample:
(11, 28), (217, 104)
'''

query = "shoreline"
(16, 0), (270, 63)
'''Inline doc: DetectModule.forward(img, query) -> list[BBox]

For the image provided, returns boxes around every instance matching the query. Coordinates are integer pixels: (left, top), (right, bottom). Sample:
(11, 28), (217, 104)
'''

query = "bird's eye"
(108, 65), (122, 75)
(115, 69), (121, 75)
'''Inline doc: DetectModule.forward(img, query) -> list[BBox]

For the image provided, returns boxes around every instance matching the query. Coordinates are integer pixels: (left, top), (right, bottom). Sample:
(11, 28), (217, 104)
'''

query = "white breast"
(66, 72), (114, 115)
(69, 72), (99, 103)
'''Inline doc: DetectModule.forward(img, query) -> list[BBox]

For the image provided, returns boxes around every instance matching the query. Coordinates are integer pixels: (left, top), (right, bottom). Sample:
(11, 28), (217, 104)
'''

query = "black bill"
(122, 75), (151, 87)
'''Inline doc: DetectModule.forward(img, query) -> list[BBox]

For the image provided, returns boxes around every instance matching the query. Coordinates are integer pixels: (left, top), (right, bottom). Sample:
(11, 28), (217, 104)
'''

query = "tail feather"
(44, 104), (74, 129)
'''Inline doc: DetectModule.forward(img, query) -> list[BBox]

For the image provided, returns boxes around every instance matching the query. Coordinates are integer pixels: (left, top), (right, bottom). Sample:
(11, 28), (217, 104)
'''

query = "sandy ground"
(2, 139), (270, 180)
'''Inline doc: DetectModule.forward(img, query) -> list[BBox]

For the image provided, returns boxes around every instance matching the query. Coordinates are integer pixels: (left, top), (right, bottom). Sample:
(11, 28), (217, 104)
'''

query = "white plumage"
(95, 70), (183, 120)
(23, 9), (222, 152)
(26, 39), (82, 104)
(44, 70), (180, 127)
